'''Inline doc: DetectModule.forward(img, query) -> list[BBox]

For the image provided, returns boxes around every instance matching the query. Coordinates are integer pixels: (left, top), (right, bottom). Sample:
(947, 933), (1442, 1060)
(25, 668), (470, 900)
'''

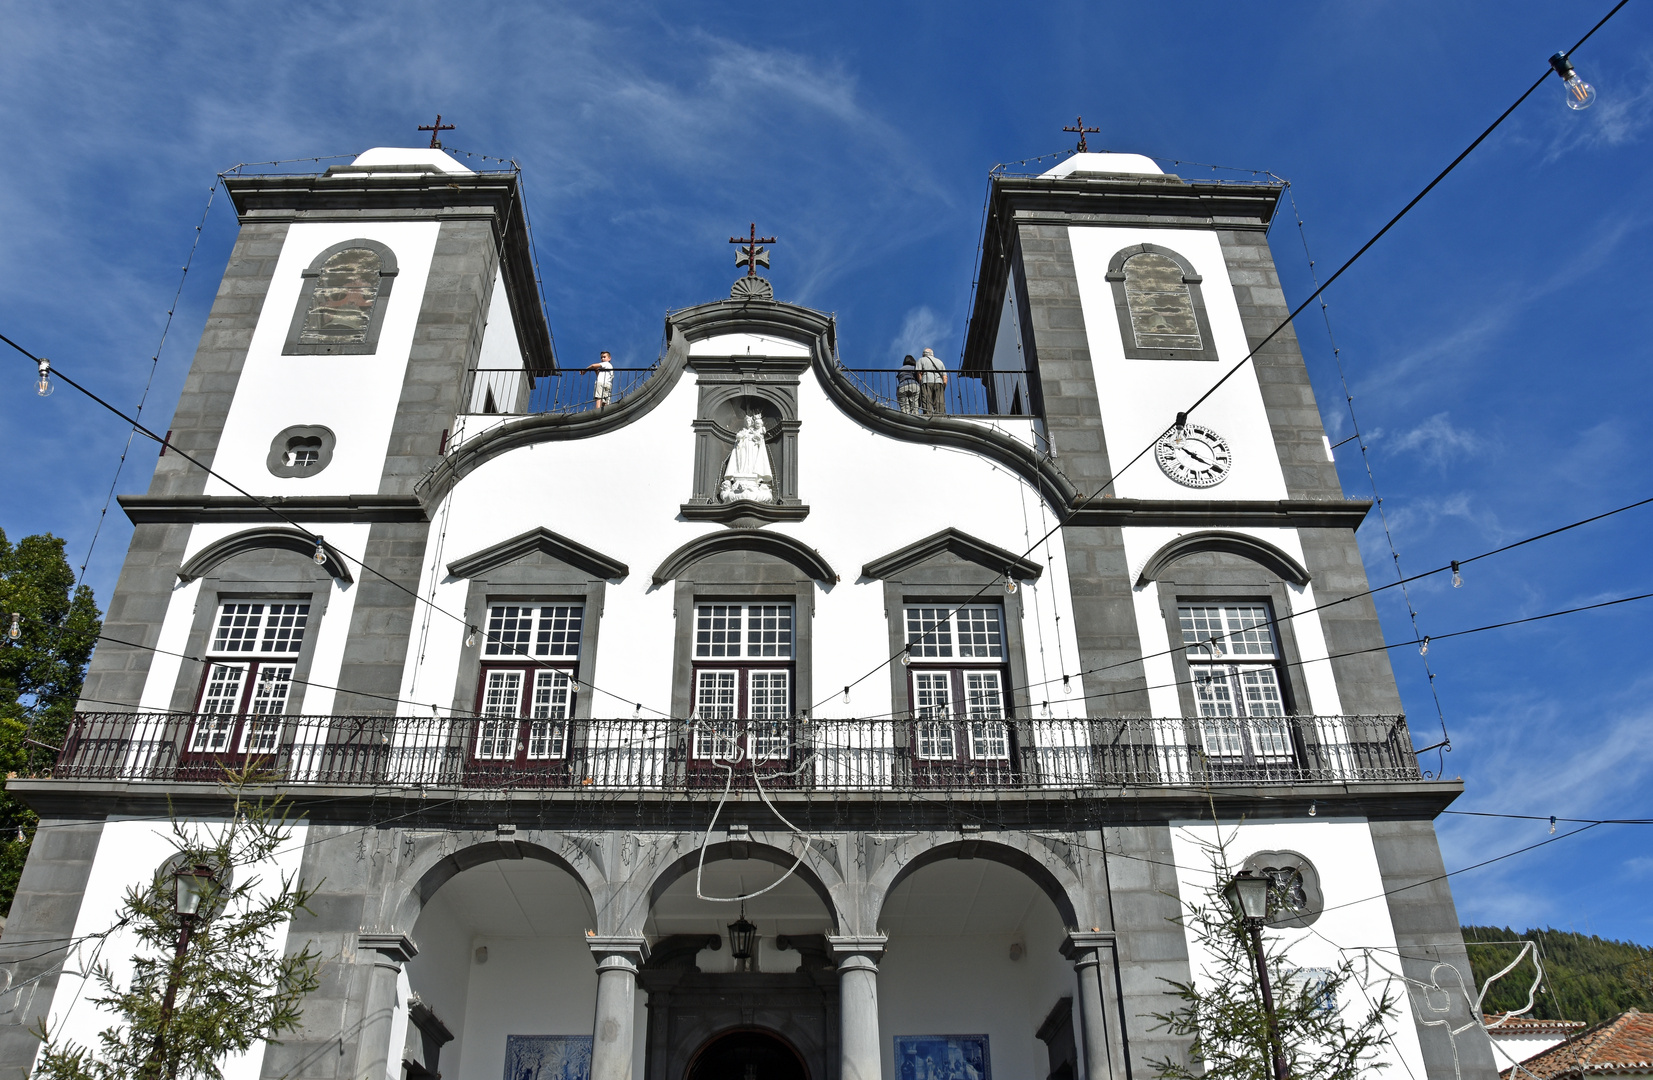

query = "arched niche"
(177, 528), (351, 584)
(282, 238), (399, 355)
(1135, 530), (1309, 588)
(1104, 243), (1215, 361)
(873, 837), (1081, 929)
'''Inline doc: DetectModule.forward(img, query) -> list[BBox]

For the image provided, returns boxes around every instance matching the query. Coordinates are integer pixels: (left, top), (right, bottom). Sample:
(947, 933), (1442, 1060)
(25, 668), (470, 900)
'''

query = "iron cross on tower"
(418, 114), (455, 149)
(729, 223), (777, 278)
(1063, 115), (1101, 154)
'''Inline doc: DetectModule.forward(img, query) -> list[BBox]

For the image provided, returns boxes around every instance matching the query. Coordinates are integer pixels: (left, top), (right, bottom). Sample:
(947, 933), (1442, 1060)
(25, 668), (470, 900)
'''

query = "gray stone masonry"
(1013, 221), (1151, 712)
(1102, 822), (1192, 1077)
(0, 817), (105, 1080)
(1296, 528), (1404, 715)
(1369, 819), (1500, 1080)
(77, 522), (192, 709)
(1213, 231), (1343, 502)
(149, 222), (290, 498)
(335, 218), (499, 711)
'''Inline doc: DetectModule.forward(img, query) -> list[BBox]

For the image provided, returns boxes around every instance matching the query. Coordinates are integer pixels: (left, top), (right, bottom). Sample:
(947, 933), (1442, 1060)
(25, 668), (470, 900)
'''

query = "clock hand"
(1181, 447), (1211, 466)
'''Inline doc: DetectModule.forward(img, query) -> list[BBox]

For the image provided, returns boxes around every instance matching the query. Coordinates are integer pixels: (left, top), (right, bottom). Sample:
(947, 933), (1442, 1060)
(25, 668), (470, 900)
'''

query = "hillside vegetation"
(1463, 926), (1653, 1026)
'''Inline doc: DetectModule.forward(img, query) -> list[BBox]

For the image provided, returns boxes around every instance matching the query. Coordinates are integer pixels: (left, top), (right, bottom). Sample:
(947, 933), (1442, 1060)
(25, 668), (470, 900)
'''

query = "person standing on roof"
(585, 350), (615, 409)
(917, 347), (947, 415)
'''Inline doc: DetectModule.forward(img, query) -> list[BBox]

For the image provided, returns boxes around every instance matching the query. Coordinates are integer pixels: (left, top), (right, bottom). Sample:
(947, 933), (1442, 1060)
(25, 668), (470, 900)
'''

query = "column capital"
(1061, 930), (1115, 962)
(587, 933), (649, 969)
(358, 932), (419, 965)
(827, 934), (888, 963)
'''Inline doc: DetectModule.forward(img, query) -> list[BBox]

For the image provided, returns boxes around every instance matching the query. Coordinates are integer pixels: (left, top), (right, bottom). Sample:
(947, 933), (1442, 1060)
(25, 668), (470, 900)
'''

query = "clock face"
(1155, 424), (1232, 488)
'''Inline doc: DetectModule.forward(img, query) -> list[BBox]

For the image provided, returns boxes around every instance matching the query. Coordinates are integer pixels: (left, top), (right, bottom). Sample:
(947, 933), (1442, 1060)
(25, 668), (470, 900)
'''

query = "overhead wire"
(810, 1), (1633, 715)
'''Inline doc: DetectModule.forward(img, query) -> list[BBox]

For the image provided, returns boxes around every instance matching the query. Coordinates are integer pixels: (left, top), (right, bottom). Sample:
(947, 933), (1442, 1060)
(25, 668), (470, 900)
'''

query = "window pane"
(257, 604), (308, 654)
(964, 670), (1004, 720)
(906, 607), (953, 658)
(1191, 664), (1237, 717)
(694, 720), (739, 759)
(475, 720), (514, 760)
(1221, 605), (1277, 658)
(526, 720), (567, 759)
(1180, 604), (1276, 660)
(913, 672), (953, 720)
(749, 720), (790, 761)
(956, 608), (1003, 659)
(1180, 606), (1227, 660)
(695, 670), (738, 721)
(745, 604), (793, 658)
(1124, 252), (1202, 351)
(200, 663), (248, 713)
(249, 664), (294, 716)
(486, 605), (534, 656)
(1199, 717), (1245, 759)
(211, 604), (264, 653)
(298, 248), (382, 345)
(696, 605), (741, 658)
(916, 721), (956, 759)
(748, 670), (791, 721)
(970, 721), (1010, 760)
(482, 670), (524, 717)
(189, 716), (236, 754)
(1236, 666), (1285, 717)
(531, 669), (574, 720)
(534, 605), (583, 657)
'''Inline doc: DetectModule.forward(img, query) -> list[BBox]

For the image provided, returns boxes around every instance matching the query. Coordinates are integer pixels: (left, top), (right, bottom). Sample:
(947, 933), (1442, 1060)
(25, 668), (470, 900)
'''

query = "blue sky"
(2, 2), (1650, 950)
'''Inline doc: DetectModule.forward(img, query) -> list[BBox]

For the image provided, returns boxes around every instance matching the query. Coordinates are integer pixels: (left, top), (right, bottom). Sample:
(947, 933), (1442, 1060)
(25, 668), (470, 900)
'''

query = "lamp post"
(1224, 870), (1288, 1080)
(143, 863), (217, 1080)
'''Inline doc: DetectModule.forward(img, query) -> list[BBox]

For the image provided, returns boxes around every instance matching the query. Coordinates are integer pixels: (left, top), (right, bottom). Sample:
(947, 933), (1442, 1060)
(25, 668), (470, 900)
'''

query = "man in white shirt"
(585, 350), (615, 408)
(916, 348), (947, 415)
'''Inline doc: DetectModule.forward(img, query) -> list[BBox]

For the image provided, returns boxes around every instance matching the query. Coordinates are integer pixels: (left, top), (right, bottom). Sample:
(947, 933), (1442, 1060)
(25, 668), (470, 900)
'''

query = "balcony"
(464, 366), (657, 416)
(837, 369), (1036, 418)
(53, 713), (1421, 791)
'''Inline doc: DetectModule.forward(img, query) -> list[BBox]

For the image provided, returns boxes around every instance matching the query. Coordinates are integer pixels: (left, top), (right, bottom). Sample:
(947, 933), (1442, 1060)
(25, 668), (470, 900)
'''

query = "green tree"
(0, 528), (102, 914)
(1151, 842), (1399, 1080)
(1463, 925), (1653, 1025)
(33, 769), (321, 1080)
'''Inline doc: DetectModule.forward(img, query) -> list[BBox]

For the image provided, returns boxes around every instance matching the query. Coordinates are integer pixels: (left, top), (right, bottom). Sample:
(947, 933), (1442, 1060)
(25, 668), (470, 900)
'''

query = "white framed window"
(905, 605), (1004, 659)
(904, 605), (1011, 766)
(1179, 603), (1293, 765)
(483, 604), (583, 658)
(190, 601), (310, 752)
(474, 665), (573, 763)
(913, 671), (952, 720)
(690, 603), (795, 762)
(915, 721), (956, 760)
(209, 602), (309, 655)
(695, 603), (793, 660)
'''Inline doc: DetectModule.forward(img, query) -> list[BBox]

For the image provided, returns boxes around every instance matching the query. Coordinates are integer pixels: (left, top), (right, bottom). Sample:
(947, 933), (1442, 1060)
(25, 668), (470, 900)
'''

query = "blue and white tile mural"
(894, 1035), (991, 1080)
(504, 1034), (593, 1080)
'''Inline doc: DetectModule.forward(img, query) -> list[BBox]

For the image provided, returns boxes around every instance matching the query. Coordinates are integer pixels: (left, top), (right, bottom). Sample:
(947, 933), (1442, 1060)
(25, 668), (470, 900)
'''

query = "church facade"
(0, 146), (1500, 1080)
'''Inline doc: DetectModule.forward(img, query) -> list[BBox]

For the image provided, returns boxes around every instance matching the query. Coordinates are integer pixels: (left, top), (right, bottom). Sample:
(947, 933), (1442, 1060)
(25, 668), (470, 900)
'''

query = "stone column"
(589, 936), (648, 1080)
(829, 935), (888, 1080)
(1063, 932), (1123, 1080)
(356, 933), (418, 1080)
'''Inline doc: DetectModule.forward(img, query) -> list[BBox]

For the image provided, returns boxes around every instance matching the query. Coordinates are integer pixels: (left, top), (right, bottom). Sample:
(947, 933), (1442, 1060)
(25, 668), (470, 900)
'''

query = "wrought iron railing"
(837, 368), (1036, 418)
(464, 367), (656, 416)
(53, 714), (1420, 790)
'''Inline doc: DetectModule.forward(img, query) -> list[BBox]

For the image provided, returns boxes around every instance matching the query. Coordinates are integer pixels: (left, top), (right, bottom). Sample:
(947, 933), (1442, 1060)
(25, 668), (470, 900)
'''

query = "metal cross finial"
(729, 223), (777, 278)
(1063, 115), (1101, 154)
(418, 114), (456, 150)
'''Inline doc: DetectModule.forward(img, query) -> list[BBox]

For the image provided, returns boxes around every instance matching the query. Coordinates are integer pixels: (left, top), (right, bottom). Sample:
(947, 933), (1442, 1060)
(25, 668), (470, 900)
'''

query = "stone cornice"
(223, 170), (555, 374)
(120, 494), (429, 524)
(1066, 498), (1371, 530)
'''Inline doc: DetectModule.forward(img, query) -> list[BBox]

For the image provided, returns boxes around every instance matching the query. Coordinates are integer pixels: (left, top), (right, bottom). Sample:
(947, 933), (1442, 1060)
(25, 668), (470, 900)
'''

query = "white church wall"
(1167, 818), (1428, 1080)
(407, 887), (474, 1075)
(455, 933), (599, 1080)
(42, 816), (308, 1080)
(398, 345), (1082, 727)
(1066, 226), (1288, 504)
(203, 220), (442, 499)
(1119, 526), (1343, 717)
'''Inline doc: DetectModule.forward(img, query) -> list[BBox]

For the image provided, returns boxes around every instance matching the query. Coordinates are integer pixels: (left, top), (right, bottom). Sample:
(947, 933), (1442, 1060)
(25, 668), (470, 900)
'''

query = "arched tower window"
(1105, 243), (1215, 361)
(282, 239), (399, 355)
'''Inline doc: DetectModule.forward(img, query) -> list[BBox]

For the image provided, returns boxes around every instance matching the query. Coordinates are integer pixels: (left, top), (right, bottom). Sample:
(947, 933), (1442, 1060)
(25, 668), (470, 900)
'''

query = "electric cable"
(808, 0), (1632, 714)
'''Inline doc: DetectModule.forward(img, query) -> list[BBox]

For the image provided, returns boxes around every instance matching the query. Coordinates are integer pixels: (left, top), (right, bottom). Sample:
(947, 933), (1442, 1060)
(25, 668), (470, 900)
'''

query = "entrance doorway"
(686, 1029), (809, 1080)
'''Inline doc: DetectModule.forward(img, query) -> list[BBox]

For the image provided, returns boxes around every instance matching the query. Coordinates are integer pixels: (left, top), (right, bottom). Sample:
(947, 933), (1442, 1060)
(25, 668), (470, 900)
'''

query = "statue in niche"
(718, 414), (775, 503)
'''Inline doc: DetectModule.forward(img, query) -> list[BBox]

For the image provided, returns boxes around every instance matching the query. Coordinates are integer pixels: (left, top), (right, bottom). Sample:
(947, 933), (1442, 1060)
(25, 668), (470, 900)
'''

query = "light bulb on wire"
(465, 626), (478, 648)
(1062, 674), (1074, 696)
(35, 359), (52, 398)
(842, 686), (851, 706)
(1419, 636), (1430, 656)
(1549, 815), (1557, 835)
(312, 537), (328, 565)
(1004, 570), (1017, 595)
(7, 613), (20, 641)
(900, 644), (912, 667)
(1450, 560), (1463, 588)
(1550, 52), (1596, 110)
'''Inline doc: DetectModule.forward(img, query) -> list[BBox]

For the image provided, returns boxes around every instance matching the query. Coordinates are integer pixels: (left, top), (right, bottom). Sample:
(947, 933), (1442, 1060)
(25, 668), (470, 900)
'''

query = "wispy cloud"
(1384, 412), (1484, 468)
(888, 306), (949, 365)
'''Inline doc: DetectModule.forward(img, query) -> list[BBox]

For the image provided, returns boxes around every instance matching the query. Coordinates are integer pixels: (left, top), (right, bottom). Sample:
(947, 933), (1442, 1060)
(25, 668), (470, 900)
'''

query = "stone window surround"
(881, 582), (1033, 722)
(281, 238), (400, 357)
(1105, 243), (1217, 362)
(453, 582), (609, 721)
(266, 424), (337, 478)
(1154, 578), (1315, 718)
(168, 554), (336, 715)
(671, 578), (815, 722)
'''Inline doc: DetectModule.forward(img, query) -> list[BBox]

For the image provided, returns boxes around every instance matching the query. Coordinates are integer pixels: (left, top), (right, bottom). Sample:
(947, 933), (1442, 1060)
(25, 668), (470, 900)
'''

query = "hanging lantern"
(727, 903), (757, 965)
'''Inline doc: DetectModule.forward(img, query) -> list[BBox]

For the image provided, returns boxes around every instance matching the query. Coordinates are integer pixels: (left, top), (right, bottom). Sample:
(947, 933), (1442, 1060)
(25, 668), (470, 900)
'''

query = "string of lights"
(1, 332), (672, 720)
(811, 3), (1629, 715)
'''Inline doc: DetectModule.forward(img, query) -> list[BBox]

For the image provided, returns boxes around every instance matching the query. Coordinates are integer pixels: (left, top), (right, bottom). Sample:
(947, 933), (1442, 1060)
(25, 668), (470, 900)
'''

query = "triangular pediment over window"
(446, 527), (628, 581)
(861, 528), (1042, 582)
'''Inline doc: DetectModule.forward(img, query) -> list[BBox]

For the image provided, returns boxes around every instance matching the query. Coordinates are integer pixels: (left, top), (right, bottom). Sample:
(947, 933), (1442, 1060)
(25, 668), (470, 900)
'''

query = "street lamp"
(144, 863), (218, 1080)
(727, 902), (757, 973)
(1224, 870), (1288, 1080)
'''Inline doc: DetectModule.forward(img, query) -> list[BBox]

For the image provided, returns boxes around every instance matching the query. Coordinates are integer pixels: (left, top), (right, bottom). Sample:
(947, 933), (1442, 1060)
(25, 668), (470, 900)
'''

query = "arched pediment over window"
(1135, 530), (1309, 588)
(177, 527), (352, 583)
(283, 239), (399, 355)
(1105, 243), (1216, 361)
(652, 530), (836, 586)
